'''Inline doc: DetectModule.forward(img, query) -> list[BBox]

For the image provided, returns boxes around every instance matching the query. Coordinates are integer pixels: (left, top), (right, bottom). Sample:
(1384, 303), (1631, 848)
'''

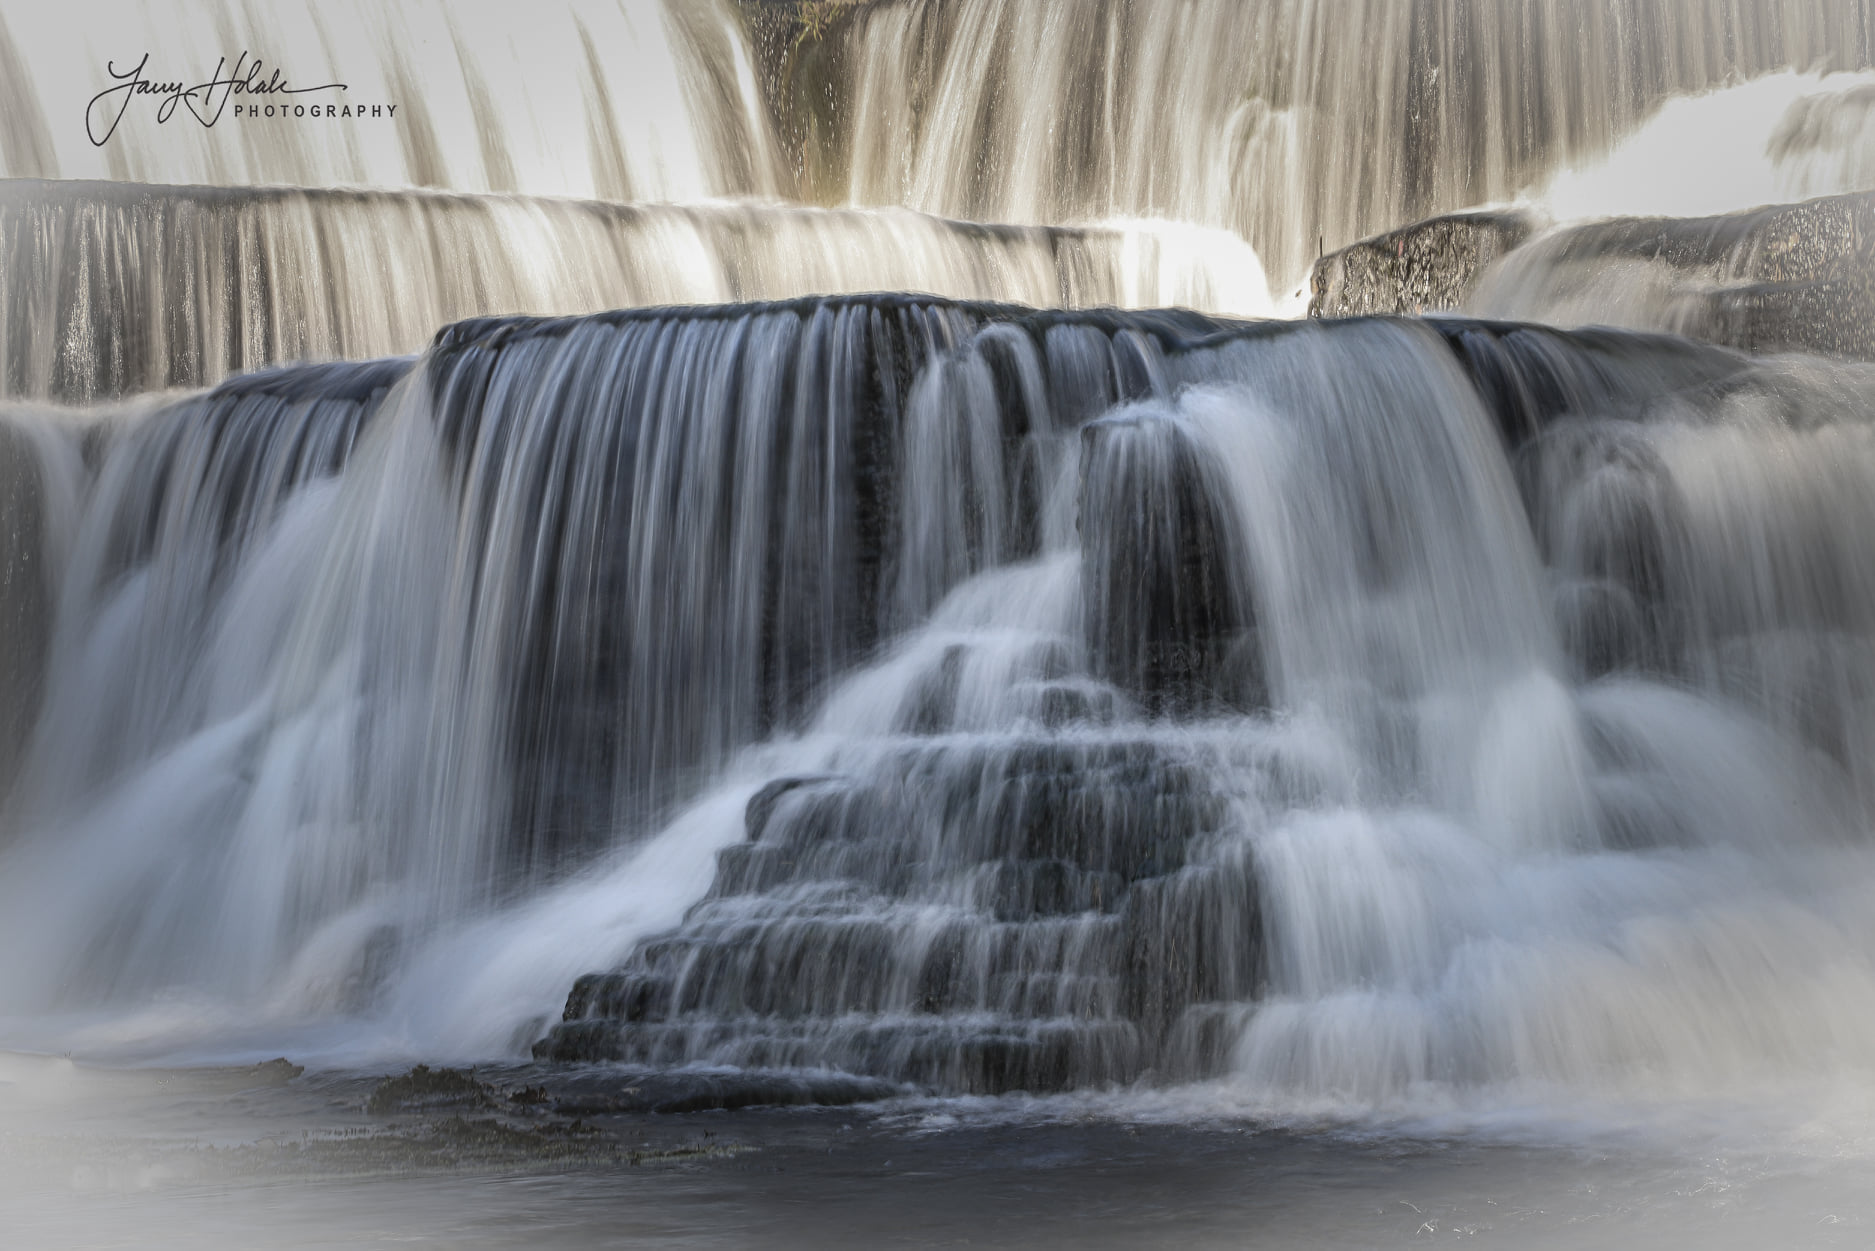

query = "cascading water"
(1463, 70), (1875, 352)
(8, 0), (1870, 354)
(13, 1), (1875, 1206)
(0, 180), (1270, 403)
(7, 283), (1875, 1125)
(821, 0), (1875, 291)
(520, 307), (1875, 1105)
(0, 0), (782, 201)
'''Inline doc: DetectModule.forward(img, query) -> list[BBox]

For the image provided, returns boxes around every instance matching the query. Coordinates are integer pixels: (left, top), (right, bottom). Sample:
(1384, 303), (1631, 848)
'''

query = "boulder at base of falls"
(1308, 210), (1536, 318)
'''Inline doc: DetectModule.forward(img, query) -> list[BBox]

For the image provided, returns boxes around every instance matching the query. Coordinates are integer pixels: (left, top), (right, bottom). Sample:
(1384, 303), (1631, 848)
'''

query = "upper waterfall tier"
(6, 0), (1871, 300)
(752, 0), (1875, 288)
(0, 0), (782, 202)
(0, 180), (1270, 404)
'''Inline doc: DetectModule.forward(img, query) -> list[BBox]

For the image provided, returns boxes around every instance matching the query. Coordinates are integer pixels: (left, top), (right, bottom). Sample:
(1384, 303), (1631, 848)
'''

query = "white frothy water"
(1537, 70), (1875, 223)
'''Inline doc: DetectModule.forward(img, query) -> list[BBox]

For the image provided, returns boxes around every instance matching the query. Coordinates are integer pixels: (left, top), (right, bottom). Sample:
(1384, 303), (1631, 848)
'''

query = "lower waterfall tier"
(5, 296), (1875, 1103)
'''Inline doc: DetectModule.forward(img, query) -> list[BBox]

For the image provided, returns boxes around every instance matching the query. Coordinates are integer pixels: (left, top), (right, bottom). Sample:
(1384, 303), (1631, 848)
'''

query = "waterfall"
(820, 0), (1875, 290)
(1462, 70), (1875, 355)
(0, 180), (1270, 403)
(12, 289), (1875, 1114)
(7, 0), (1868, 340)
(524, 307), (1875, 1103)
(0, 0), (782, 201)
(12, 0), (1875, 1134)
(516, 306), (1875, 1099)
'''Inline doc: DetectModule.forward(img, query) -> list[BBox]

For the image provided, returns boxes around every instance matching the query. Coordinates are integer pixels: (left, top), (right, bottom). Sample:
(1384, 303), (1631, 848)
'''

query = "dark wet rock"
(1516, 420), (1693, 676)
(1430, 321), (1747, 448)
(975, 858), (1127, 922)
(1078, 412), (1258, 713)
(1121, 862), (1262, 1045)
(896, 643), (969, 733)
(537, 734), (1255, 1094)
(541, 1068), (901, 1116)
(235, 1057), (306, 1086)
(366, 1065), (499, 1116)
(744, 775), (839, 842)
(1011, 679), (1121, 727)
(0, 420), (54, 801)
(1555, 579), (1651, 679)
(1309, 210), (1536, 318)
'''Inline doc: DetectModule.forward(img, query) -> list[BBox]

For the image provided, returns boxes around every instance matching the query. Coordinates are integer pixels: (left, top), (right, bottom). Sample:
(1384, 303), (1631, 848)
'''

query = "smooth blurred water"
(10, 10), (1875, 1243)
(5, 306), (1875, 1157)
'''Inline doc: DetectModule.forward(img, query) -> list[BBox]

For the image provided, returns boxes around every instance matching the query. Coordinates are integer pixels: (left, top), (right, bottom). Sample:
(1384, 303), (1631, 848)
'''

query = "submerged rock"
(366, 1065), (499, 1117)
(540, 1068), (901, 1116)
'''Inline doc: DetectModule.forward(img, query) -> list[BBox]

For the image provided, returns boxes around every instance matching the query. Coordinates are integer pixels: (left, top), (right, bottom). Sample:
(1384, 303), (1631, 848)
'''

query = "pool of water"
(4, 1053), (1872, 1249)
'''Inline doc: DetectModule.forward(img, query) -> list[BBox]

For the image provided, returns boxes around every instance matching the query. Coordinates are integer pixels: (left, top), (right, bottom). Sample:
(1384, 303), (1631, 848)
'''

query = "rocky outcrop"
(1308, 210), (1536, 318)
(1472, 190), (1875, 360)
(1316, 191), (1875, 362)
(1078, 411), (1261, 714)
(734, 2), (875, 202)
(535, 736), (1264, 1094)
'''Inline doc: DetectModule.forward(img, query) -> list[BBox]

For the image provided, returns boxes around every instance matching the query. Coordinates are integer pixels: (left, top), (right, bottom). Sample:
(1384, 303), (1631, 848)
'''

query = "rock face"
(1308, 211), (1536, 318)
(1316, 191), (1875, 362)
(0, 419), (58, 800)
(1078, 411), (1260, 714)
(1471, 191), (1875, 360)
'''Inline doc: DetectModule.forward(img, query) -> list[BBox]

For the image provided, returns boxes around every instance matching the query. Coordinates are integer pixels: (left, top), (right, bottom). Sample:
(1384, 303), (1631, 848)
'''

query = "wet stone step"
(1121, 863), (1263, 1035)
(1010, 679), (1125, 726)
(980, 776), (1213, 877)
(629, 912), (1127, 1019)
(707, 841), (910, 899)
(963, 857), (1127, 919)
(563, 971), (675, 1024)
(751, 784), (903, 849)
(538, 1016), (1147, 1094)
(743, 774), (845, 842)
(739, 747), (1232, 880)
(546, 725), (1254, 1091)
(540, 1068), (906, 1116)
(871, 736), (1206, 784)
